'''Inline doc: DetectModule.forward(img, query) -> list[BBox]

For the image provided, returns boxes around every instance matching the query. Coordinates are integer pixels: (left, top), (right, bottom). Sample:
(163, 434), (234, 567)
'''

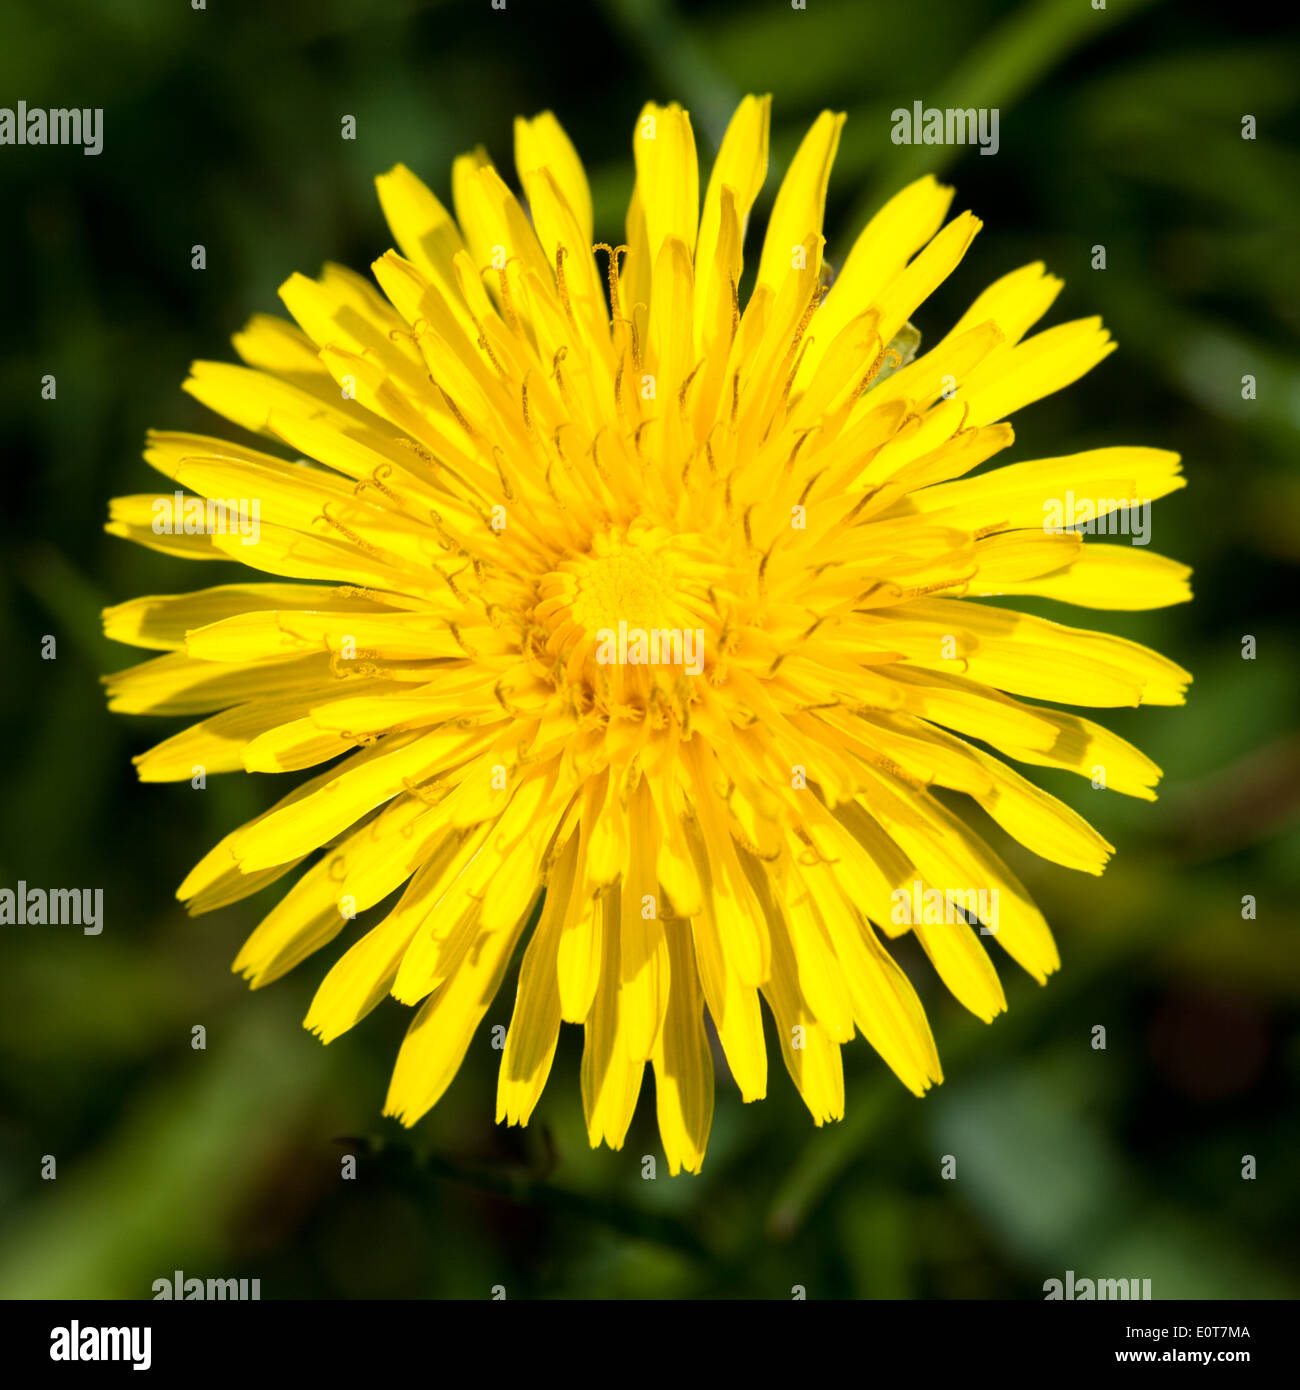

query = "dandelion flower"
(104, 97), (1191, 1174)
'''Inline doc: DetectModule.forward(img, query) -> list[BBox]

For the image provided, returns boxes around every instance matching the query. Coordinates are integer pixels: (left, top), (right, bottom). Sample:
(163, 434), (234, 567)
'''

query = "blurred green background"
(1, 0), (1297, 1299)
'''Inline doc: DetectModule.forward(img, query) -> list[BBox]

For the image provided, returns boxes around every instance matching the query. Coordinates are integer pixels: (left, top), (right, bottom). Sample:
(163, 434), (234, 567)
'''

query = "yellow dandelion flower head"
(104, 97), (1191, 1175)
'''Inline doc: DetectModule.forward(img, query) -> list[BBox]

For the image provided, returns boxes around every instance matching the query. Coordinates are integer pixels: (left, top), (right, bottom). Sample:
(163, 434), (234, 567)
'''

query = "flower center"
(566, 530), (683, 636)
(530, 522), (721, 708)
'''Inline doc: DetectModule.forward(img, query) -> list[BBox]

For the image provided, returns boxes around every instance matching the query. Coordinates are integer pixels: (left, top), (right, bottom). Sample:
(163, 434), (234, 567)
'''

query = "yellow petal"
(651, 921), (714, 1174)
(384, 911), (525, 1126)
(756, 109), (844, 294)
(514, 110), (593, 248)
(632, 101), (699, 265)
